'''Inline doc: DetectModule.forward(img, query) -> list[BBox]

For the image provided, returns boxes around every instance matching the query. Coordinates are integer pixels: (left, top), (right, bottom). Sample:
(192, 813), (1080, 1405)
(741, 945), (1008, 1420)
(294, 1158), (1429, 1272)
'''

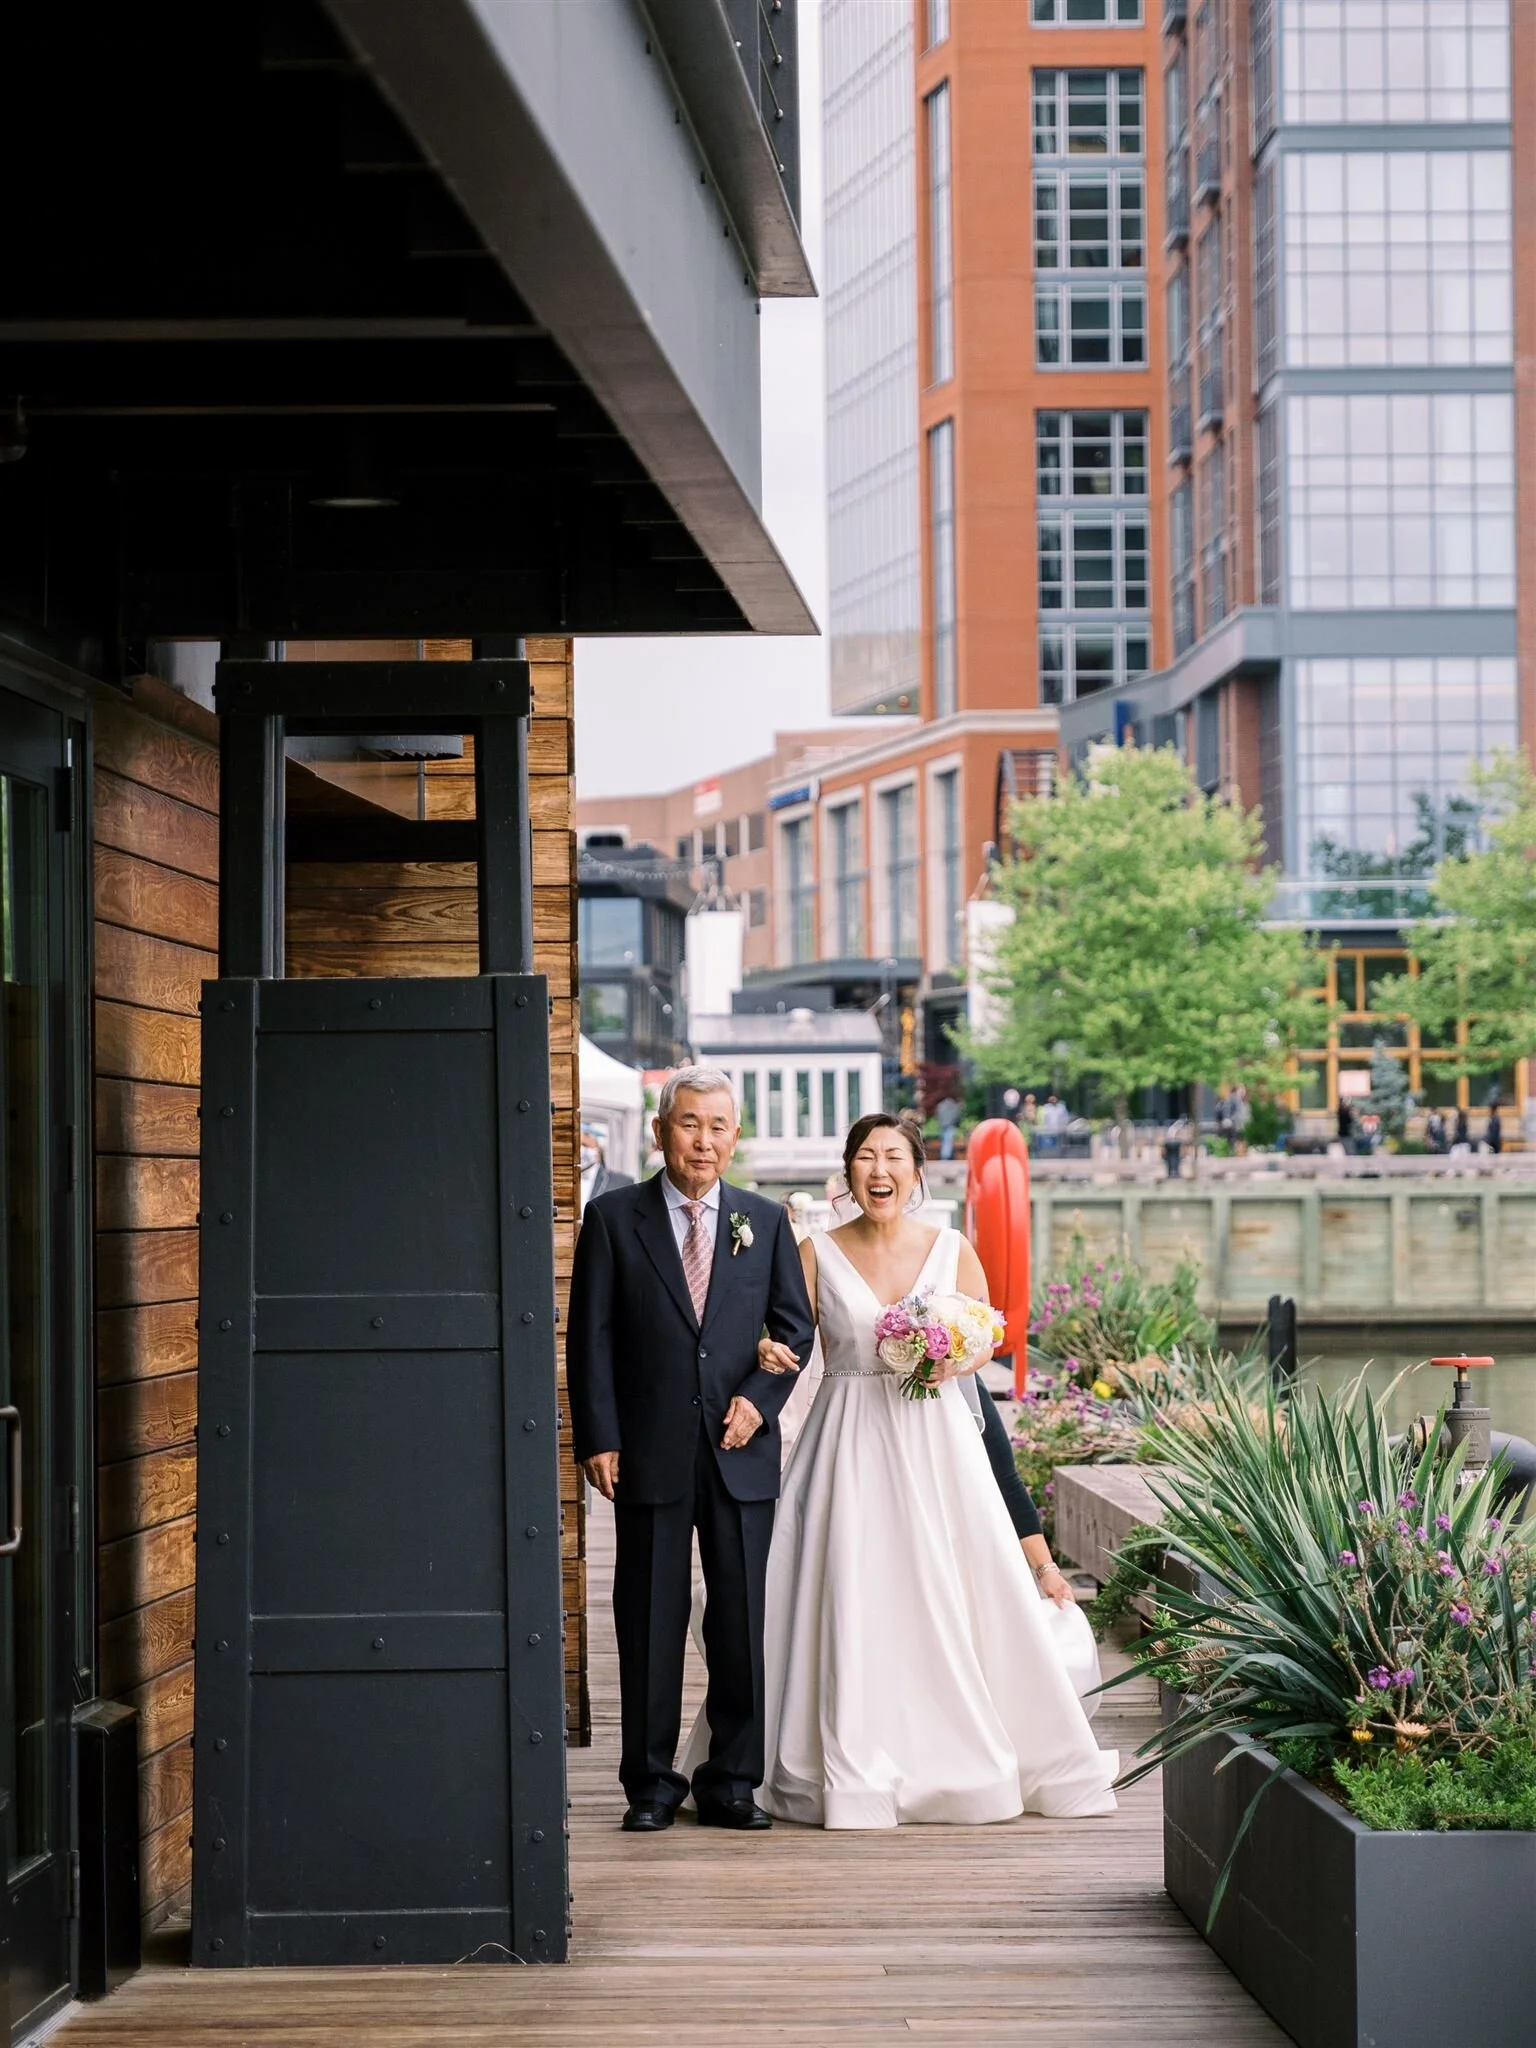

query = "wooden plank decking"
(58, 1501), (1285, 2046)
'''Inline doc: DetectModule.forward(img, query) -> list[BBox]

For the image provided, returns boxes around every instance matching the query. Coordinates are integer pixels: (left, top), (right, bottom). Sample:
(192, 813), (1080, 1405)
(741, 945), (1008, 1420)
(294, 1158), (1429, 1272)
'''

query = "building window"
(1036, 410), (1148, 500)
(1279, 1), (1510, 126)
(820, 1069), (837, 1135)
(1165, 52), (1189, 242)
(1039, 623), (1150, 704)
(1257, 404), (1282, 604)
(1032, 0), (1143, 21)
(581, 983), (629, 1038)
(880, 783), (920, 956)
(926, 0), (950, 47)
(741, 1071), (759, 1139)
(578, 895), (643, 966)
(1282, 151), (1512, 371)
(935, 767), (963, 967)
(1038, 511), (1148, 611)
(846, 1069), (863, 1124)
(1035, 283), (1146, 367)
(767, 1070), (785, 1139)
(781, 815), (817, 963)
(795, 1071), (812, 1138)
(1196, 216), (1224, 420)
(926, 84), (954, 385)
(1199, 443), (1228, 631)
(1171, 478), (1196, 655)
(1295, 656), (1518, 889)
(1033, 170), (1145, 273)
(1251, 0), (1275, 146)
(829, 800), (866, 956)
(928, 420), (957, 717)
(1286, 391), (1515, 609)
(1032, 69), (1144, 158)
(746, 809), (765, 852)
(1254, 161), (1278, 387)
(747, 887), (768, 928)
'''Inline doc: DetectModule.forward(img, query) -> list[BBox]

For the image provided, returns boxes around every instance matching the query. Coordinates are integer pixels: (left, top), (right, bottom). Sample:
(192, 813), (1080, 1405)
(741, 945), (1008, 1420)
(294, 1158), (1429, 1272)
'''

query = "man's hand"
(756, 1336), (802, 1376)
(720, 1396), (763, 1450)
(582, 1451), (620, 1501)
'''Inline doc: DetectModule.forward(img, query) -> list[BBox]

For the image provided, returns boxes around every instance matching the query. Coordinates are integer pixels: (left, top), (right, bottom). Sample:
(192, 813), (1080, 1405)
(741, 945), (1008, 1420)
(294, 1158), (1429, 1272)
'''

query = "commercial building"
(1059, 0), (1531, 1121)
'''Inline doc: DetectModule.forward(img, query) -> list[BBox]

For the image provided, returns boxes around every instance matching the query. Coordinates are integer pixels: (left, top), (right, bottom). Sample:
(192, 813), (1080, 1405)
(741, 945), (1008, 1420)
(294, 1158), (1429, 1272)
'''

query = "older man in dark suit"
(567, 1065), (816, 1834)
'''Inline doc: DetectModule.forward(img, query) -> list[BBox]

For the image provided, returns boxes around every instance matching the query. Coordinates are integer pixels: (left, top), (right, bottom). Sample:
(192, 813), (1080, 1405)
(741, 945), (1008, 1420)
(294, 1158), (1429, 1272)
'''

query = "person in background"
(579, 1125), (634, 1213)
(1486, 1099), (1503, 1154)
(1336, 1095), (1355, 1152)
(1231, 1083), (1252, 1157)
(1454, 1106), (1471, 1151)
(1022, 1092), (1038, 1128)
(1001, 1086), (1022, 1125)
(783, 1190), (815, 1244)
(936, 1092), (962, 1163)
(1425, 1108), (1447, 1155)
(974, 1380), (1075, 1605)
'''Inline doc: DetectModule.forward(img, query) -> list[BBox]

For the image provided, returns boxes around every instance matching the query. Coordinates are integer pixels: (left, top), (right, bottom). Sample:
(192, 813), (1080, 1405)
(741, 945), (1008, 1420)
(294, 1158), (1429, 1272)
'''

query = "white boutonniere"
(730, 1211), (754, 1257)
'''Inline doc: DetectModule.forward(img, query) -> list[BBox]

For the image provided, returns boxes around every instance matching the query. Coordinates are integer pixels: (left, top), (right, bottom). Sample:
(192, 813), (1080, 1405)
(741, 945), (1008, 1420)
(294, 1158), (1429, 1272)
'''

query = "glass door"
(0, 686), (81, 2036)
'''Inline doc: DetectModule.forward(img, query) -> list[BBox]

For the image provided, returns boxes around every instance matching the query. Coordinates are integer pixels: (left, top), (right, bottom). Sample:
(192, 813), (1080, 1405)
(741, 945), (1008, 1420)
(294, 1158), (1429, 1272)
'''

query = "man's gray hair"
(657, 1065), (738, 1119)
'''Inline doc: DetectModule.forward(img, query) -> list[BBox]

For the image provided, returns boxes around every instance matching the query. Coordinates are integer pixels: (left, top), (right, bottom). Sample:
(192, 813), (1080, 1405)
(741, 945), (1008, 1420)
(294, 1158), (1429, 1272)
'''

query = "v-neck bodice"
(814, 1228), (959, 1379)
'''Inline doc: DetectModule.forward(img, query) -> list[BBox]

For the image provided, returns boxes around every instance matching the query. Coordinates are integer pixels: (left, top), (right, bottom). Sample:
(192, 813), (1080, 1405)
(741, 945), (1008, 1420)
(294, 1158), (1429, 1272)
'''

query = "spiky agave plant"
(1107, 1370), (1535, 1917)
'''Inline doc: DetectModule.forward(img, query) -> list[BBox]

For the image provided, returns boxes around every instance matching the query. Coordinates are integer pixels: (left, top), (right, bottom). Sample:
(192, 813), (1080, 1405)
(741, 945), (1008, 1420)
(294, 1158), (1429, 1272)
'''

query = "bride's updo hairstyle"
(841, 1110), (926, 1187)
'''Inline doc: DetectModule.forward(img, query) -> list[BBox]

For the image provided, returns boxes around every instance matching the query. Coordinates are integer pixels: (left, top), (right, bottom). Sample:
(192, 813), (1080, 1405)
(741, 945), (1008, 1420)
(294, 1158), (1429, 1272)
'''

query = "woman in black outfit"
(975, 1379), (1077, 1605)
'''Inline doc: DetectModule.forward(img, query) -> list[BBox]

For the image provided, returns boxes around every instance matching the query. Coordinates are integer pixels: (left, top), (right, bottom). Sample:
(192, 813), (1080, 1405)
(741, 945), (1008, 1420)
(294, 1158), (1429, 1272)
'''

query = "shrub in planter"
(1108, 1372), (1536, 2044)
(1027, 1243), (1214, 1387)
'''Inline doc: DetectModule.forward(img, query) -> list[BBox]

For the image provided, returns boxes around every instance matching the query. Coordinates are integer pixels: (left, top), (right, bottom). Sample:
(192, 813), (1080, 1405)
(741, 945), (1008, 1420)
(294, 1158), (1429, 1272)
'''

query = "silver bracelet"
(1033, 1560), (1063, 1581)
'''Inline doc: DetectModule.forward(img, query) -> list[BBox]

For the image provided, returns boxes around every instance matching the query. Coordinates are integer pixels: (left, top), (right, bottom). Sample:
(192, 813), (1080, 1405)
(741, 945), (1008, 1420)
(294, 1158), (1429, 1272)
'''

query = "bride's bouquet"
(873, 1289), (1006, 1401)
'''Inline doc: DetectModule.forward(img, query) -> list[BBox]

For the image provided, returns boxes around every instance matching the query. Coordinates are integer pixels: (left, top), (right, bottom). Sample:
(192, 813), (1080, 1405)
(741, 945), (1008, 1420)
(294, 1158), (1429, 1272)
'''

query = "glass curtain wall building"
(824, 0), (921, 716)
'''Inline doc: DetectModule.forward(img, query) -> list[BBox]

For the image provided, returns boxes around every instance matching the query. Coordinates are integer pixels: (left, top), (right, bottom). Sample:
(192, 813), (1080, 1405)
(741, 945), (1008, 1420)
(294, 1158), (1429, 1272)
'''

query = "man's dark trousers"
(613, 1427), (774, 1809)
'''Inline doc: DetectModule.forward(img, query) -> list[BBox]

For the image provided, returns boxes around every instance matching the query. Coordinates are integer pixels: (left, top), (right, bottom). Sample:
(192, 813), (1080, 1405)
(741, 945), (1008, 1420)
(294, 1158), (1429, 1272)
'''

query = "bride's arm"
(757, 1237), (819, 1374)
(941, 1238), (996, 1379)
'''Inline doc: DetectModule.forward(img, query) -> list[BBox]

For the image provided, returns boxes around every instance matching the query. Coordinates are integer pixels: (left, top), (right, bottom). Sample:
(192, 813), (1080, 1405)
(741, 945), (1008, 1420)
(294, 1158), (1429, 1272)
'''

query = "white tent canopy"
(579, 1035), (646, 1182)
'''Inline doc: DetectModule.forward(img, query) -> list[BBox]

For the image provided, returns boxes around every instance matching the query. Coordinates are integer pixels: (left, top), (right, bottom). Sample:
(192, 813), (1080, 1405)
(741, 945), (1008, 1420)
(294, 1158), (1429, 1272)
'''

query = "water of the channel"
(1300, 1346), (1536, 1444)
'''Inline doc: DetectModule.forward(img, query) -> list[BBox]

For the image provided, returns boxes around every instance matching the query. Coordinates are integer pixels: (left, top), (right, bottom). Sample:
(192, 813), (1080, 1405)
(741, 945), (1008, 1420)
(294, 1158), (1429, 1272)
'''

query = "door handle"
(0, 1406), (21, 1555)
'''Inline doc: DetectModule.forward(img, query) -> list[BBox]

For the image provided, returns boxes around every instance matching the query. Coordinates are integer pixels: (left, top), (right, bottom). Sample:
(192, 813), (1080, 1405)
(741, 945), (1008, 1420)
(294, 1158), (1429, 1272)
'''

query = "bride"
(756, 1110), (1118, 1828)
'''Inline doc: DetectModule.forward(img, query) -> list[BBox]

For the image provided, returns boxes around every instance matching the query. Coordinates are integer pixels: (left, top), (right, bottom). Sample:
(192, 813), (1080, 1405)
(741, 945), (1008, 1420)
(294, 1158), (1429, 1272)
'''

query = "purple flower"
(1435, 1552), (1457, 1577)
(1488, 1517), (1503, 1533)
(1395, 1519), (1413, 1538)
(1450, 1602), (1472, 1626)
(1338, 1550), (1358, 1567)
(1483, 1553), (1505, 1577)
(1043, 1481), (1055, 1496)
(1391, 1667), (1417, 1690)
(1415, 1525), (1428, 1542)
(1398, 1490), (1418, 1510)
(1358, 1499), (1378, 1516)
(1435, 1514), (1452, 1533)
(1366, 1666), (1394, 1691)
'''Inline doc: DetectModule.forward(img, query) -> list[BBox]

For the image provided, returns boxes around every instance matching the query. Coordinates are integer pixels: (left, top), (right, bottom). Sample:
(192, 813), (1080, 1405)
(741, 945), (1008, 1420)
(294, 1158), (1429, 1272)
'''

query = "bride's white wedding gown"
(759, 1227), (1119, 1828)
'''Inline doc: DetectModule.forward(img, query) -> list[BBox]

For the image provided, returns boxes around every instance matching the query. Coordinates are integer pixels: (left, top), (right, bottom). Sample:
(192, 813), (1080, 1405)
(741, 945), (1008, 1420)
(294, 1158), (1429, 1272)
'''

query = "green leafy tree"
(1375, 751), (1536, 1076)
(966, 745), (1320, 1130)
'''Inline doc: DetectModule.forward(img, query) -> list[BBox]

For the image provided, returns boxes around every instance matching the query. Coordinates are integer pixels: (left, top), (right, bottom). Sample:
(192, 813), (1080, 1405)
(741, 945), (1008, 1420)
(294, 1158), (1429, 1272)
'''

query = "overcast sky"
(573, 2), (832, 798)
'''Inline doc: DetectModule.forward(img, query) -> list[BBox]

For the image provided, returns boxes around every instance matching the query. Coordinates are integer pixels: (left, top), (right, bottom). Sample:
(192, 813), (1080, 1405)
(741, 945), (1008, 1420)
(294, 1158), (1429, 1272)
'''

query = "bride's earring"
(905, 1172), (929, 1215)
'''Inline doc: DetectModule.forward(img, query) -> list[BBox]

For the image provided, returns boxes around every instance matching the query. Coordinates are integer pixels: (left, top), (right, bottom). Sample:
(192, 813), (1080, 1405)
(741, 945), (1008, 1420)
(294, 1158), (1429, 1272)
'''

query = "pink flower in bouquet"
(923, 1323), (954, 1362)
(873, 1304), (915, 1342)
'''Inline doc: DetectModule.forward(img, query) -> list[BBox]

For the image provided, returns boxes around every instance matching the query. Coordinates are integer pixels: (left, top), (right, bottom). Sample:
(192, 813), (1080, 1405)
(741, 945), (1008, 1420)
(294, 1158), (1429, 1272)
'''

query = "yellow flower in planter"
(1350, 1727), (1374, 1744)
(1091, 1378), (1116, 1401)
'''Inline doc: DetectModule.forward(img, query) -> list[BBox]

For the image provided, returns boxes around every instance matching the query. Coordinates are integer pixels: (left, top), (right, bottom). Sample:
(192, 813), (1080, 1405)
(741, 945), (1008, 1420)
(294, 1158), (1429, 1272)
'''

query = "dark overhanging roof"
(0, 0), (815, 673)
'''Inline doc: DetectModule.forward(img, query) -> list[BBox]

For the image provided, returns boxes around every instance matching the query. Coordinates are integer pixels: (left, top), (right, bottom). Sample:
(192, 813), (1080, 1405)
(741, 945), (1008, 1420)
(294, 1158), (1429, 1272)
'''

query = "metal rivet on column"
(374, 1936), (387, 1951)
(372, 1637), (385, 1650)
(532, 1829), (545, 1844)
(219, 1318), (233, 1332)
(519, 1204), (533, 1219)
(534, 1928), (547, 1943)
(220, 1105), (234, 1117)
(220, 1000), (234, 1013)
(219, 1212), (234, 1225)
(214, 1837), (227, 1851)
(530, 1731), (543, 1745)
(527, 1633), (541, 1646)
(525, 1526), (538, 1539)
(523, 1419), (537, 1432)
(217, 1424), (231, 1438)
(211, 1939), (224, 1952)
(517, 1099), (531, 1112)
(515, 994), (528, 1008)
(215, 1639), (229, 1652)
(371, 1316), (385, 1330)
(214, 1738), (228, 1752)
(217, 1532), (230, 1546)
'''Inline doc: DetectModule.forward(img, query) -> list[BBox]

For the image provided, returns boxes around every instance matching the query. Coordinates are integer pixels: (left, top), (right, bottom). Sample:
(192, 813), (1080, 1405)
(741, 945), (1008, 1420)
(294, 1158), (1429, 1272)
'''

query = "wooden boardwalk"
(58, 1502), (1285, 2046)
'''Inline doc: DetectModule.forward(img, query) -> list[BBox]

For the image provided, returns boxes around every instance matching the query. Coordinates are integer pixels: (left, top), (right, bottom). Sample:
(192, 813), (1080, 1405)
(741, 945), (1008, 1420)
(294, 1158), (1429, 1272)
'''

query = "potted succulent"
(1109, 1374), (1536, 2048)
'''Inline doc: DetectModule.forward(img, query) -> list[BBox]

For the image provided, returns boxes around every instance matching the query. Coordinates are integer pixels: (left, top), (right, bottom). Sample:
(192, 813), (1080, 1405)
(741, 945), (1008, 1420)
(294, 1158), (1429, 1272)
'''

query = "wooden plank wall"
(283, 637), (588, 1741)
(92, 676), (219, 1930)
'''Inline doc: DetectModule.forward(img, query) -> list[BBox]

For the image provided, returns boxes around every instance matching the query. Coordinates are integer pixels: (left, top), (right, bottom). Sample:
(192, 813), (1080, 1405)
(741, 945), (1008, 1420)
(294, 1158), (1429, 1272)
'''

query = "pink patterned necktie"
(682, 1199), (713, 1321)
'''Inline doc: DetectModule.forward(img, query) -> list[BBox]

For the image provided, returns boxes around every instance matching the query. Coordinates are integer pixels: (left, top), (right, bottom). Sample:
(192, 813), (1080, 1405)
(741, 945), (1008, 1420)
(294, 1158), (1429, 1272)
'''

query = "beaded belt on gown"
(823, 1363), (893, 1379)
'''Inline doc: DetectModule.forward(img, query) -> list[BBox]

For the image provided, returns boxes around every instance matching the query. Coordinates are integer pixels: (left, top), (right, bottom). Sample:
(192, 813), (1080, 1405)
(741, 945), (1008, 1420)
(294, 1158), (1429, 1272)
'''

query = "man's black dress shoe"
(696, 1797), (773, 1831)
(621, 1802), (675, 1832)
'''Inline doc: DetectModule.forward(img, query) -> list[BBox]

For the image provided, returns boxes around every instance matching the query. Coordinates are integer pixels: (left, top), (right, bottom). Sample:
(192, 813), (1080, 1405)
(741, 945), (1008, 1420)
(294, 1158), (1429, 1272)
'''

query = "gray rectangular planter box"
(1163, 1717), (1536, 2048)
